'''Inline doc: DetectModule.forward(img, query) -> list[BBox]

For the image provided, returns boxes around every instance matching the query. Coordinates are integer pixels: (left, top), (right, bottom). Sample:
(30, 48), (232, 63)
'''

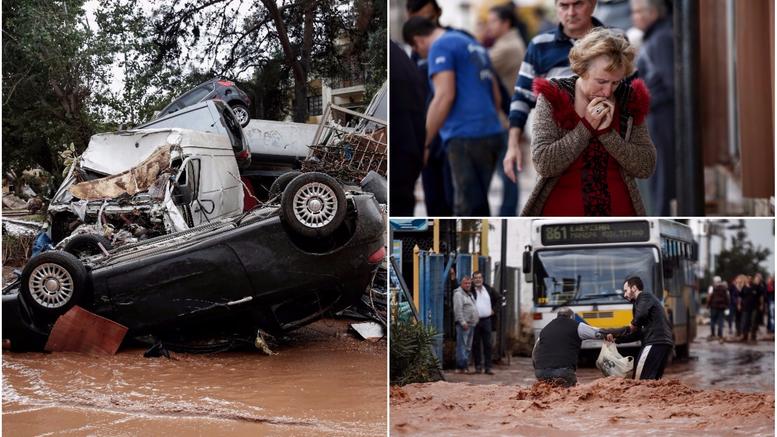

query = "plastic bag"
(596, 342), (634, 378)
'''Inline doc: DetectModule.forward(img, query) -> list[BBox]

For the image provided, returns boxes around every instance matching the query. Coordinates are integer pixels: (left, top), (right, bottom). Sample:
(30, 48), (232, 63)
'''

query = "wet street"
(3, 319), (386, 437)
(392, 322), (774, 436)
(443, 323), (774, 393)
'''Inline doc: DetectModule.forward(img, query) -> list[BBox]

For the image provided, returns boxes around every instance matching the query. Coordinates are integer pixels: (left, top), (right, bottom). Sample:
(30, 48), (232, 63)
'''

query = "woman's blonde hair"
(569, 27), (636, 77)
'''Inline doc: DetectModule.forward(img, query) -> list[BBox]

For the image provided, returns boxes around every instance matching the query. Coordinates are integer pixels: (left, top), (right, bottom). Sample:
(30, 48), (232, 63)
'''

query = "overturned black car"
(3, 172), (385, 352)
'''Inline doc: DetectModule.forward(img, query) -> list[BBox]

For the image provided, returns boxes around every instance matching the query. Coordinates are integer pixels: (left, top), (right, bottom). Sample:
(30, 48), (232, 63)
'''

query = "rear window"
(179, 84), (213, 107)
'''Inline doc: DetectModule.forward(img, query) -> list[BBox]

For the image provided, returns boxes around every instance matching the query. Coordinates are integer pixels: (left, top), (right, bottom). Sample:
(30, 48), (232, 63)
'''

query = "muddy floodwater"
(3, 319), (386, 436)
(392, 323), (774, 436)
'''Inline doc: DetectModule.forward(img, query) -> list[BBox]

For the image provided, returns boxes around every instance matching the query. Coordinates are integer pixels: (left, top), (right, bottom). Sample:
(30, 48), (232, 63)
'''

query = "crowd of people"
(390, 0), (676, 217)
(708, 273), (775, 343)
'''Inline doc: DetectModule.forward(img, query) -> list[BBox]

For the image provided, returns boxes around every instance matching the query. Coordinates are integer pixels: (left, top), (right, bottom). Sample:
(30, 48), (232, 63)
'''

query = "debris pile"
(301, 104), (386, 184)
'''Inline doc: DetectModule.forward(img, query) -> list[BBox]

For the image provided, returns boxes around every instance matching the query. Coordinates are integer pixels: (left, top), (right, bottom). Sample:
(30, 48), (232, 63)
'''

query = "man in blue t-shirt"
(403, 16), (505, 216)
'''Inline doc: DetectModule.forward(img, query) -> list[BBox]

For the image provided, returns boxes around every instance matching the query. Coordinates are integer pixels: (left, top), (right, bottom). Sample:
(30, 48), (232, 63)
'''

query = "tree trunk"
(261, 0), (312, 123)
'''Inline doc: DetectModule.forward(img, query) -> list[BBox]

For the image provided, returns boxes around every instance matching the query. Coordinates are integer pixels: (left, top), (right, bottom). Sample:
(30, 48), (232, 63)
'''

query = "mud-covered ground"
(391, 324), (774, 436)
(3, 318), (387, 437)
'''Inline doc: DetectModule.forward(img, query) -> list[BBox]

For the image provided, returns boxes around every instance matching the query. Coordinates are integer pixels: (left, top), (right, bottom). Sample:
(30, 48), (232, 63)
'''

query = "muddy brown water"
(3, 319), (387, 436)
(392, 323), (775, 436)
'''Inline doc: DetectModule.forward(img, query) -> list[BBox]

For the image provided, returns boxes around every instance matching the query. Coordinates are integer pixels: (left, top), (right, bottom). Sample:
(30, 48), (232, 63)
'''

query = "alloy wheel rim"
(292, 182), (337, 228)
(28, 263), (74, 308)
(233, 107), (249, 124)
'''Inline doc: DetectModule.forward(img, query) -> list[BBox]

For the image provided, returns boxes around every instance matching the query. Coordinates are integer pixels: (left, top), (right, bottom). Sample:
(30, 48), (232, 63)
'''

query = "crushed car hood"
(78, 129), (186, 175)
(69, 144), (173, 200)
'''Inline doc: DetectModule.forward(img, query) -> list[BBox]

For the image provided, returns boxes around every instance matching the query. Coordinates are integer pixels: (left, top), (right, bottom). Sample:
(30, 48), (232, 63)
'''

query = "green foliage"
(2, 0), (114, 176)
(95, 0), (382, 123)
(390, 318), (443, 386)
(715, 227), (772, 282)
(3, 0), (386, 176)
(362, 0), (387, 100)
(250, 55), (292, 120)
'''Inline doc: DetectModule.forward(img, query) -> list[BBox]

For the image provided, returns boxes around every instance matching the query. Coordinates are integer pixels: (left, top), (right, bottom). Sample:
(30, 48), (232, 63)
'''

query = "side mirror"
(522, 245), (533, 283)
(172, 183), (193, 205)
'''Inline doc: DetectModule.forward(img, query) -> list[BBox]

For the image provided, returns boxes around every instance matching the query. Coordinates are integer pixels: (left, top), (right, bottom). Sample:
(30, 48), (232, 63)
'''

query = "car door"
(171, 157), (201, 227)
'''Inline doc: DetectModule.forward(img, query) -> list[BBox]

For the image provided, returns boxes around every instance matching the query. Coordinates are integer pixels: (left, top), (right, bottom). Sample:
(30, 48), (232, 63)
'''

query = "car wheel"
(20, 251), (88, 317)
(280, 172), (346, 238)
(63, 234), (113, 259)
(268, 171), (302, 199)
(230, 103), (250, 127)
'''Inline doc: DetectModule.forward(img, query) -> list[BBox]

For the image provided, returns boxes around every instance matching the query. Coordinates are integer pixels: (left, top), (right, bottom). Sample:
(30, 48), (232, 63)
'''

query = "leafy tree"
(3, 0), (386, 178)
(715, 225), (772, 282)
(2, 0), (113, 178)
(96, 0), (385, 123)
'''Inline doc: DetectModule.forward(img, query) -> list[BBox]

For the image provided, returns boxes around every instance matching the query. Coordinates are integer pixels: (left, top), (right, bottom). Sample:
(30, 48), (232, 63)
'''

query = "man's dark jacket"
(608, 292), (673, 346)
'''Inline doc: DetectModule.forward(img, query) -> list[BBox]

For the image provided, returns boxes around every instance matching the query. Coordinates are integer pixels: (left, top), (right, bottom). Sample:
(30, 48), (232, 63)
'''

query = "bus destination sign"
(541, 221), (651, 246)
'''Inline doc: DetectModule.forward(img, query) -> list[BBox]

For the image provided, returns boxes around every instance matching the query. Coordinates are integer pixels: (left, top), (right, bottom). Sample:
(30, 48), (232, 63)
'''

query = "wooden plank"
(44, 306), (128, 355)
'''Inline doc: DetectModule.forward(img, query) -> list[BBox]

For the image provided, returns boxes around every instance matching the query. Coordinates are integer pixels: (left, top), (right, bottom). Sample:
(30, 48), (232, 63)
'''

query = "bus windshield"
(533, 247), (659, 306)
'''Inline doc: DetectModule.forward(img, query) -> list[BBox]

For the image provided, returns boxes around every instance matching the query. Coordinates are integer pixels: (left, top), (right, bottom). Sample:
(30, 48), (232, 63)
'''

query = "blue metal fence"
(418, 251), (445, 361)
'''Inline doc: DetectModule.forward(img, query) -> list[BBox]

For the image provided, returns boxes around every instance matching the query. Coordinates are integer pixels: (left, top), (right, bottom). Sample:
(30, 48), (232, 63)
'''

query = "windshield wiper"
(552, 292), (624, 309)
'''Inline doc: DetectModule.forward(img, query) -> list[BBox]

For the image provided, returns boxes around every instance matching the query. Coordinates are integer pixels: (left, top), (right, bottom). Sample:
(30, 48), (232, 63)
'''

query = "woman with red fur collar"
(521, 28), (655, 216)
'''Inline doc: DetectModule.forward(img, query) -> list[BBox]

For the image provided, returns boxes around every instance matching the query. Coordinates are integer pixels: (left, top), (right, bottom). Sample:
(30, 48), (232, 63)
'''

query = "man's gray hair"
(557, 307), (575, 319)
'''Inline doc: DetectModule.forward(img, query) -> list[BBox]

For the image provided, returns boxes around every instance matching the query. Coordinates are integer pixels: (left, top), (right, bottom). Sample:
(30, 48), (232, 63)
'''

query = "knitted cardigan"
(521, 77), (655, 216)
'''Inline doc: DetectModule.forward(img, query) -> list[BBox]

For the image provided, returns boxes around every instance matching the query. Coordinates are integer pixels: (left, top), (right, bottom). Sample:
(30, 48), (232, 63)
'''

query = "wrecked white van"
(48, 128), (244, 247)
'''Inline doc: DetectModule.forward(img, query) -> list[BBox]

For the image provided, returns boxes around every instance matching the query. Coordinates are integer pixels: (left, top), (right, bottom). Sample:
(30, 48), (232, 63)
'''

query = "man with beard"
(604, 276), (674, 380)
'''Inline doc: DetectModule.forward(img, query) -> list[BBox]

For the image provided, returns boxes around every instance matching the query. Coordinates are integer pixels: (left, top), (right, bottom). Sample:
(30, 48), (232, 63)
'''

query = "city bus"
(523, 219), (698, 358)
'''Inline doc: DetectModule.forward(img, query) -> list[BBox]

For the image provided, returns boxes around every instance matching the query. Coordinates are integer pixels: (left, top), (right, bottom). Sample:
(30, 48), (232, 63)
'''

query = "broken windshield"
(533, 247), (659, 306)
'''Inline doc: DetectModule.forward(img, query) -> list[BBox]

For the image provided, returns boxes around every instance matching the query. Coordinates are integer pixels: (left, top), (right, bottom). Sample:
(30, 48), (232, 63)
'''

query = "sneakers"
(484, 369), (494, 375)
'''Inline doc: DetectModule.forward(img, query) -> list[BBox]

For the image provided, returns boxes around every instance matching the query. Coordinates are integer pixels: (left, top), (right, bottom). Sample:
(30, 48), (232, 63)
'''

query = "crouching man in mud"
(532, 307), (605, 387)
(603, 276), (674, 380)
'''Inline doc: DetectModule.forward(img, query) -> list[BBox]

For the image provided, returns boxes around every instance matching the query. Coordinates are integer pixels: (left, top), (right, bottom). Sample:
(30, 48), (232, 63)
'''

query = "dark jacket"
(741, 285), (762, 312)
(638, 16), (676, 215)
(607, 292), (673, 346)
(533, 317), (601, 370)
(729, 283), (741, 310)
(389, 40), (425, 216)
(708, 284), (730, 310)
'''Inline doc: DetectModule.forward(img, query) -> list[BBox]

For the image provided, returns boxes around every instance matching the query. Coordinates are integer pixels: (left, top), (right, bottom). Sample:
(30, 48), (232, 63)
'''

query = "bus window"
(533, 247), (660, 306)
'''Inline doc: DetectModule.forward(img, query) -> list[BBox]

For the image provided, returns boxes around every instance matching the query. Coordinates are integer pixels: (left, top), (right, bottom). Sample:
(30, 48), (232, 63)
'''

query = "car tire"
(63, 234), (113, 259)
(20, 251), (88, 317)
(269, 171), (302, 199)
(230, 103), (250, 127)
(280, 172), (346, 238)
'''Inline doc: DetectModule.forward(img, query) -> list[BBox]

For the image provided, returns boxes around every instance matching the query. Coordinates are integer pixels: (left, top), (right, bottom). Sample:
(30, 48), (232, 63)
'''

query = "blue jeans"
(535, 367), (577, 387)
(455, 322), (475, 370)
(768, 298), (774, 333)
(496, 133), (519, 216)
(447, 134), (503, 216)
(710, 307), (725, 337)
